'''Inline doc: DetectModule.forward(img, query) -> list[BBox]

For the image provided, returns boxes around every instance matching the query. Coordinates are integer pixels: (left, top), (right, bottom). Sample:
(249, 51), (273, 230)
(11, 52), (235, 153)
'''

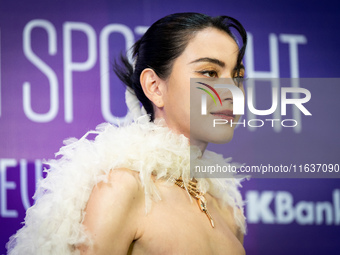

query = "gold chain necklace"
(174, 177), (215, 228)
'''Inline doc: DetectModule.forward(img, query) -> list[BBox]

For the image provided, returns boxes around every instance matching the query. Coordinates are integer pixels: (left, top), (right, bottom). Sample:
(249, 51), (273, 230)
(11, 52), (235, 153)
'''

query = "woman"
(7, 13), (247, 254)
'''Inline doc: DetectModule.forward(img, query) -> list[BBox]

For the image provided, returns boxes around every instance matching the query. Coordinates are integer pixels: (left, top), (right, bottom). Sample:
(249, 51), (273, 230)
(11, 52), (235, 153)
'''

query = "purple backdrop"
(1, 0), (340, 254)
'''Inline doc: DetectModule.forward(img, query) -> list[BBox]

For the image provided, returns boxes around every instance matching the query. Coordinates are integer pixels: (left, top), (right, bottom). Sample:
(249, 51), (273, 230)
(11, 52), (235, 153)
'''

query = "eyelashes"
(196, 70), (219, 78)
(196, 69), (246, 87)
(233, 76), (245, 87)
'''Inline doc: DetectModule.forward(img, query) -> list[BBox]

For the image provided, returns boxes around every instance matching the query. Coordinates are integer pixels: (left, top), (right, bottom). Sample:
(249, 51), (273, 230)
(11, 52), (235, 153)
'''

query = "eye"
(197, 70), (219, 78)
(233, 75), (245, 87)
(234, 74), (244, 79)
(233, 68), (245, 87)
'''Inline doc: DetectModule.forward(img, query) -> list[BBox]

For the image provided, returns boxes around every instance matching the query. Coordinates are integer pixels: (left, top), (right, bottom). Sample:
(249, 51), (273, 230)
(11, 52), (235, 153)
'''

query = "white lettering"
(245, 33), (279, 78)
(19, 160), (32, 209)
(99, 24), (134, 125)
(316, 202), (333, 225)
(280, 35), (307, 133)
(246, 190), (340, 225)
(0, 159), (18, 217)
(296, 201), (314, 225)
(230, 119), (246, 127)
(23, 19), (58, 122)
(281, 87), (312, 116)
(246, 191), (275, 223)
(276, 191), (294, 224)
(279, 34), (307, 79)
(213, 119), (228, 127)
(265, 119), (280, 127)
(247, 85), (279, 115)
(334, 189), (340, 224)
(281, 119), (298, 127)
(248, 119), (264, 128)
(63, 22), (97, 123)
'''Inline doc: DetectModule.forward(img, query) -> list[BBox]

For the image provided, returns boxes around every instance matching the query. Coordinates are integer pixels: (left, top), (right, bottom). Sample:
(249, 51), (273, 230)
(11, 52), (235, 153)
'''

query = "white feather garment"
(7, 115), (246, 255)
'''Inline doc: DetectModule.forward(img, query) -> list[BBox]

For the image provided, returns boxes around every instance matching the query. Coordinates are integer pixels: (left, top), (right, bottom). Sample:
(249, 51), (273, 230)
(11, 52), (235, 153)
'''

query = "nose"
(219, 90), (233, 102)
(215, 84), (244, 105)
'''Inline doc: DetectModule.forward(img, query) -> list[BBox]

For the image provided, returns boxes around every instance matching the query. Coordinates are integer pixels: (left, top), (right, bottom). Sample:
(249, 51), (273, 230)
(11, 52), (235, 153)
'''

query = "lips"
(210, 109), (235, 121)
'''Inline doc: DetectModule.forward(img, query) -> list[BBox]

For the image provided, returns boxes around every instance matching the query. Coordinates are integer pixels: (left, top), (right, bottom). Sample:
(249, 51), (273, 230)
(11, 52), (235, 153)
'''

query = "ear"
(140, 68), (165, 108)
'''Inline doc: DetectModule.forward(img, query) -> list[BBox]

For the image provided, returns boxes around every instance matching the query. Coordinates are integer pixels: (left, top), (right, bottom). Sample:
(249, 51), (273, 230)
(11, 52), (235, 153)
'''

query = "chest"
(133, 184), (245, 255)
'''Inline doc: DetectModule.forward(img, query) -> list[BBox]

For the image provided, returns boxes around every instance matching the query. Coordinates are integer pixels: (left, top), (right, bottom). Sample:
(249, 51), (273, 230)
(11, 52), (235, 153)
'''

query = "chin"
(190, 124), (235, 146)
(206, 129), (234, 144)
(190, 115), (237, 145)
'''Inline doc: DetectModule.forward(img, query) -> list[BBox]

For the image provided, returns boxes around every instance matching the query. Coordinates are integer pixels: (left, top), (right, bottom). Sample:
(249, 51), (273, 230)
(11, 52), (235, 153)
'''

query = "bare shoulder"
(212, 196), (245, 244)
(224, 203), (245, 243)
(234, 207), (245, 244)
(79, 168), (145, 255)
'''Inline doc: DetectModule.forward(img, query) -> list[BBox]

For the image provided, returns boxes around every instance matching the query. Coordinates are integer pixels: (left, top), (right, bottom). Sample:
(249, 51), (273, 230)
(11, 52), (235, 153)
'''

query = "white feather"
(7, 115), (246, 254)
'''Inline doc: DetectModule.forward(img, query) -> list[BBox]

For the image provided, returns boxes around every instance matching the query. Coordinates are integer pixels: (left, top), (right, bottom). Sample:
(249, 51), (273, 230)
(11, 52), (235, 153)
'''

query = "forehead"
(181, 27), (239, 65)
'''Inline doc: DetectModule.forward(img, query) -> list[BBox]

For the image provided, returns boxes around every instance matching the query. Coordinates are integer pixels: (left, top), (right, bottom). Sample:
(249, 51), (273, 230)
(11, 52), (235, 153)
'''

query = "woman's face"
(160, 27), (245, 151)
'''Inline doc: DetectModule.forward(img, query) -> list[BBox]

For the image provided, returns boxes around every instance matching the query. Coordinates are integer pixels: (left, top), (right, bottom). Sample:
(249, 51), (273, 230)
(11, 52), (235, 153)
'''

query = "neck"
(189, 139), (208, 155)
(153, 113), (208, 155)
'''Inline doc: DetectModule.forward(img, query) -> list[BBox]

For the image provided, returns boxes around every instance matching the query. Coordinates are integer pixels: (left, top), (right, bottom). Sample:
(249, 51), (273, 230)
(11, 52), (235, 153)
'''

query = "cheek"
(206, 96), (217, 111)
(164, 76), (191, 124)
(190, 90), (203, 121)
(170, 73), (191, 112)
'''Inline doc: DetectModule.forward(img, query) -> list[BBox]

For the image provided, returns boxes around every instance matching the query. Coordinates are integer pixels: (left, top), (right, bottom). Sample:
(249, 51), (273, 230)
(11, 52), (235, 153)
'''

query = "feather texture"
(7, 115), (246, 255)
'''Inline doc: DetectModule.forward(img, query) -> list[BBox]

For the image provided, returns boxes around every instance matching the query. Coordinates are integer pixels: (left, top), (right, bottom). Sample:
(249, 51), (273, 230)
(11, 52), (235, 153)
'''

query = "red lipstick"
(210, 110), (235, 122)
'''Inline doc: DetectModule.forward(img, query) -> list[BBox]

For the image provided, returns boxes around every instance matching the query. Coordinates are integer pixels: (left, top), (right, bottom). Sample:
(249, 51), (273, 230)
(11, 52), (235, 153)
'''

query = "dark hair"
(114, 12), (247, 121)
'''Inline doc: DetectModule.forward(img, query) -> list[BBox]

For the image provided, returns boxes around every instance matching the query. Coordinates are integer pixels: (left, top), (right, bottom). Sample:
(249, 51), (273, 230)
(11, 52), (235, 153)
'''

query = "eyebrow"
(189, 57), (225, 68)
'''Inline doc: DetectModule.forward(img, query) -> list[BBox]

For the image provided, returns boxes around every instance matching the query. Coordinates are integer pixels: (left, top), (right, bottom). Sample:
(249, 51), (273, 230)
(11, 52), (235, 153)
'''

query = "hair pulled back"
(114, 12), (247, 121)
